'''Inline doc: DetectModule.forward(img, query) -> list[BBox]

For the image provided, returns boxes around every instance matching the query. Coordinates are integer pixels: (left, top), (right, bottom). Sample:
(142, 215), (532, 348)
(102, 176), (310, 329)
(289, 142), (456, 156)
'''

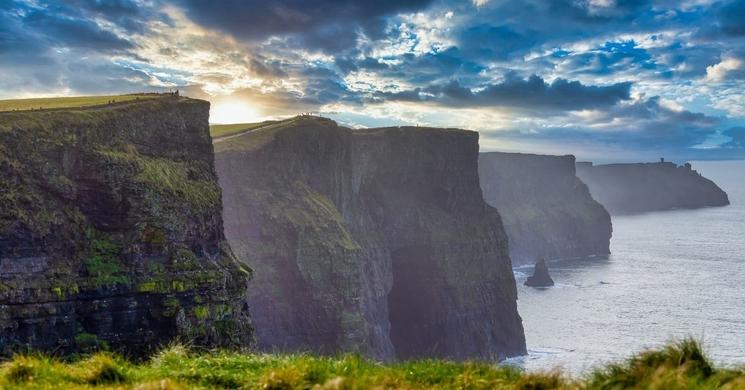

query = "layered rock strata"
(0, 97), (253, 356)
(215, 117), (526, 361)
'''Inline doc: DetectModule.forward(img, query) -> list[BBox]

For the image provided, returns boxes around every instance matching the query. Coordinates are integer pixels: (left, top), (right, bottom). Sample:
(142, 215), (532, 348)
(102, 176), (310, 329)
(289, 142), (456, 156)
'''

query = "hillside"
(0, 96), (253, 356)
(479, 152), (612, 266)
(209, 120), (279, 138)
(0, 94), (160, 112)
(214, 116), (525, 361)
(576, 161), (730, 215)
(1, 339), (742, 389)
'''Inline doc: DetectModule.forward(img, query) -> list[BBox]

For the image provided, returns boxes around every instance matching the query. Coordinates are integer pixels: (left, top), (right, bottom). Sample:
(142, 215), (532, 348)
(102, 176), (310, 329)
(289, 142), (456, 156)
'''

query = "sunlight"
(210, 100), (260, 124)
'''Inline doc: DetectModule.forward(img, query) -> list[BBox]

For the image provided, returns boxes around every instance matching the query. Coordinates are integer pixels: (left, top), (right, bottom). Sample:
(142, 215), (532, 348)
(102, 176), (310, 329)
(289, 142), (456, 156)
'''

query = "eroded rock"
(576, 161), (730, 215)
(524, 259), (554, 288)
(0, 97), (253, 356)
(479, 152), (612, 266)
(215, 116), (526, 361)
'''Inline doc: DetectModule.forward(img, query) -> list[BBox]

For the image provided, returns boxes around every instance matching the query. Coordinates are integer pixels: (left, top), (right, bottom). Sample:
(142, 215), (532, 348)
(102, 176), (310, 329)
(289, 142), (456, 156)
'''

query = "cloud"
(375, 74), (631, 111)
(0, 1), (151, 97)
(1, 0), (745, 162)
(21, 8), (134, 51)
(175, 0), (435, 52)
(458, 24), (538, 60)
(717, 0), (745, 36)
(553, 40), (657, 77)
(61, 0), (161, 34)
(724, 126), (745, 147)
(705, 57), (744, 81)
(479, 96), (737, 160)
(0, 1), (137, 55)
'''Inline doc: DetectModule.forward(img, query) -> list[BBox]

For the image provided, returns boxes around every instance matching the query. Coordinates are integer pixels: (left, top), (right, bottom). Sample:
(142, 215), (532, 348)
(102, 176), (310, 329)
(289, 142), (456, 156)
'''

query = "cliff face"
(576, 162), (730, 215)
(478, 152), (612, 266)
(215, 117), (526, 361)
(0, 97), (253, 356)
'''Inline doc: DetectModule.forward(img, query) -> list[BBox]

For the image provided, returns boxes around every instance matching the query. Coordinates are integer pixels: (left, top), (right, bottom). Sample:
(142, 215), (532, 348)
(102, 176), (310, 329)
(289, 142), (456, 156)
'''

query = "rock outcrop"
(478, 152), (612, 266)
(576, 161), (730, 215)
(0, 97), (253, 356)
(215, 116), (526, 361)
(524, 259), (554, 287)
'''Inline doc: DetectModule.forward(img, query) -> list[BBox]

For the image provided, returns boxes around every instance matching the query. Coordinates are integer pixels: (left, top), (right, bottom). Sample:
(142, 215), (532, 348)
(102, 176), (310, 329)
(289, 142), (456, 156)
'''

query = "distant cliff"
(215, 117), (526, 361)
(576, 161), (730, 215)
(0, 97), (253, 356)
(479, 152), (612, 266)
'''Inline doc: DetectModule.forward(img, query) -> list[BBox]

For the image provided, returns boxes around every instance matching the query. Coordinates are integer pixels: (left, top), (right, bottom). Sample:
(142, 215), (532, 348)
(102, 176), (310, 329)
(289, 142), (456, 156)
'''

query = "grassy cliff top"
(354, 124), (477, 137)
(213, 115), (477, 153)
(0, 339), (742, 389)
(213, 116), (333, 152)
(210, 121), (280, 138)
(0, 94), (166, 112)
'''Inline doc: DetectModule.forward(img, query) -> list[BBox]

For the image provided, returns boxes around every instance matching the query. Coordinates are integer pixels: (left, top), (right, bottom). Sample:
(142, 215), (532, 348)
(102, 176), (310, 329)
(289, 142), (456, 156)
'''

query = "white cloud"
(705, 57), (743, 82)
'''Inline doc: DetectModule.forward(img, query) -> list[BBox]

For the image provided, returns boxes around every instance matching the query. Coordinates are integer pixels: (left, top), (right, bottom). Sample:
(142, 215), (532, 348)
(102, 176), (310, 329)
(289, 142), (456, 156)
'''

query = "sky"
(1, 0), (744, 162)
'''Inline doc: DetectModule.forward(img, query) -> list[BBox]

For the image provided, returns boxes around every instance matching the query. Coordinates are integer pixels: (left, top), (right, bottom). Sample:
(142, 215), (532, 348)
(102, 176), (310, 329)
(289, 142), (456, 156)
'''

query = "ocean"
(511, 160), (745, 374)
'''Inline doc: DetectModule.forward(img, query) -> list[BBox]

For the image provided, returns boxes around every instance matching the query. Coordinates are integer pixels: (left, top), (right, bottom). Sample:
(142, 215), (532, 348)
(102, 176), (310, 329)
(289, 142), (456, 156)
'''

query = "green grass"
(209, 121), (278, 138)
(0, 94), (161, 112)
(0, 339), (742, 389)
(213, 116), (336, 153)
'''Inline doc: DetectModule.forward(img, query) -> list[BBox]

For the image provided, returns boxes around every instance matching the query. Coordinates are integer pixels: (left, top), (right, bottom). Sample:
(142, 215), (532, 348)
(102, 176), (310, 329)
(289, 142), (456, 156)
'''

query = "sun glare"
(210, 100), (260, 124)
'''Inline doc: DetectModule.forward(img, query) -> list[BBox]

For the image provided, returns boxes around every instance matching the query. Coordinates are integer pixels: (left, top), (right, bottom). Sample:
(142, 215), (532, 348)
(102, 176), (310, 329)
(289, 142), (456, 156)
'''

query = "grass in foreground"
(0, 94), (159, 112)
(0, 339), (742, 389)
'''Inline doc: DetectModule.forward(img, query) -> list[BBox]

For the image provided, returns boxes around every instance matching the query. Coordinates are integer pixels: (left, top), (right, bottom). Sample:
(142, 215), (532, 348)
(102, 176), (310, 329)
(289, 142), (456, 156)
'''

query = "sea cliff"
(215, 117), (526, 361)
(576, 161), (730, 215)
(0, 97), (253, 356)
(479, 152), (612, 266)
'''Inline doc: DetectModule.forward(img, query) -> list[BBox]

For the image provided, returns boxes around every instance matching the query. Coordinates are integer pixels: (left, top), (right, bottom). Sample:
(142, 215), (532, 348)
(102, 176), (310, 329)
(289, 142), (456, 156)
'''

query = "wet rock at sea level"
(525, 259), (554, 287)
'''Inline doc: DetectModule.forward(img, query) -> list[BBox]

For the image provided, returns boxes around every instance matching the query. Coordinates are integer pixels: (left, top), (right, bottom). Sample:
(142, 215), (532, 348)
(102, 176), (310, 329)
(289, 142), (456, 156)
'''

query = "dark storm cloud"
(334, 56), (389, 73)
(0, 5), (45, 59)
(300, 66), (361, 105)
(605, 98), (719, 149)
(458, 25), (539, 61)
(249, 58), (288, 79)
(376, 74), (631, 111)
(334, 48), (486, 88)
(62, 0), (156, 33)
(717, 0), (745, 36)
(1, 0), (743, 161)
(446, 0), (657, 63)
(176, 0), (435, 52)
(22, 7), (134, 51)
(0, 0), (146, 57)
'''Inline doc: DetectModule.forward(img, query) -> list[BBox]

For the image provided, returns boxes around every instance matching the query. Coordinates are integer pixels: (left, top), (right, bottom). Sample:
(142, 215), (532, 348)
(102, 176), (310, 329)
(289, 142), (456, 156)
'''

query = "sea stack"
(215, 116), (526, 361)
(525, 259), (555, 287)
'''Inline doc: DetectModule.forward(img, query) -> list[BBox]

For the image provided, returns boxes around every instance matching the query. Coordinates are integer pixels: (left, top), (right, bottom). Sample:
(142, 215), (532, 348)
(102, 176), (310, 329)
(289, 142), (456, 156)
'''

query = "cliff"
(576, 161), (730, 215)
(215, 117), (526, 361)
(0, 96), (253, 356)
(478, 152), (612, 266)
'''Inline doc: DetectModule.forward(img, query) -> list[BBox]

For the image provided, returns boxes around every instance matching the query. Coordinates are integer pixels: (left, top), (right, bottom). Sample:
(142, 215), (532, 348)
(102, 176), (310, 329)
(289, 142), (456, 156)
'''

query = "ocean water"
(511, 160), (745, 375)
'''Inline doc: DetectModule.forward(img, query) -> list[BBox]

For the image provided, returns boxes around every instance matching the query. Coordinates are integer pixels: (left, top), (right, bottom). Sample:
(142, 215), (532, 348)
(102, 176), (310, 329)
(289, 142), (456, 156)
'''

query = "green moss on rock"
(0, 96), (253, 357)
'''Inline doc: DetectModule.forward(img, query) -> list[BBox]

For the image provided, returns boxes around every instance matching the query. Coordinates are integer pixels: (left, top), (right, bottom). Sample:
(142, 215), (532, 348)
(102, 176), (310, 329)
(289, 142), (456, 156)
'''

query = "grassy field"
(0, 339), (743, 389)
(0, 94), (160, 112)
(209, 121), (279, 138)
